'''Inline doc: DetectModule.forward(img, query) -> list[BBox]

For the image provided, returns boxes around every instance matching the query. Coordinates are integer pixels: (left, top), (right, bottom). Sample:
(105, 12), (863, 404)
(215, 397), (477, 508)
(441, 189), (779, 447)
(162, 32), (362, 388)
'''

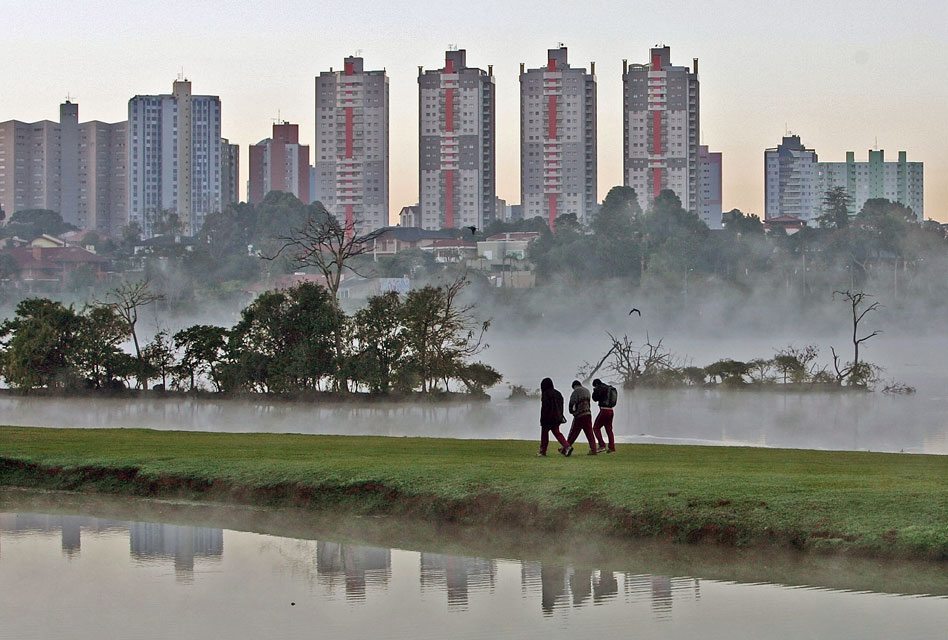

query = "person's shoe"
(565, 446), (574, 457)
(597, 443), (607, 451)
(608, 447), (616, 453)
(536, 451), (547, 457)
(587, 449), (598, 455)
(557, 447), (566, 456)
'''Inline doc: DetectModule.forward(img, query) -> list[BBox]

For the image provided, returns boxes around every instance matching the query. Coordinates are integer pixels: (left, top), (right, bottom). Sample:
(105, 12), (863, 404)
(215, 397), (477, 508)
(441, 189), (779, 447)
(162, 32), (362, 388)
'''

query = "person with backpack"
(566, 380), (598, 455)
(538, 377), (570, 456)
(591, 379), (618, 453)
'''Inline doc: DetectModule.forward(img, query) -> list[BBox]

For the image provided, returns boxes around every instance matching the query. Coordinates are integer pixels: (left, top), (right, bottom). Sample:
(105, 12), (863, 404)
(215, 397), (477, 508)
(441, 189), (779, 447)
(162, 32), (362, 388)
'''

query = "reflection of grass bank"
(1, 427), (945, 561)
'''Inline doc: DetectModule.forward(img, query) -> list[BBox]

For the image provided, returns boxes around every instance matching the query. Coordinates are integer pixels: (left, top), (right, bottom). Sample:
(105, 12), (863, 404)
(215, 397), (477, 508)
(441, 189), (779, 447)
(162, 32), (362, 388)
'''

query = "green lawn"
(1, 427), (945, 559)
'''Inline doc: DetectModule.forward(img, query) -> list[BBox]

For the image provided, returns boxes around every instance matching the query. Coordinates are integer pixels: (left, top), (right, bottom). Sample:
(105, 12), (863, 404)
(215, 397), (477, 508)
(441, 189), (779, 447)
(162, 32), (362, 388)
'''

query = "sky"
(2, 0), (946, 222)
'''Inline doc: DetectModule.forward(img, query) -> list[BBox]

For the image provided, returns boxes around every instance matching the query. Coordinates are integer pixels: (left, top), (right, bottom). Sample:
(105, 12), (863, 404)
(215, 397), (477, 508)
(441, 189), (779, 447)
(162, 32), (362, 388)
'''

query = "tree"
(401, 277), (492, 392)
(704, 359), (750, 386)
(268, 202), (382, 304)
(819, 187), (853, 229)
(173, 325), (229, 391)
(348, 291), (408, 393)
(225, 282), (342, 393)
(2, 209), (77, 238)
(142, 330), (177, 389)
(831, 290), (881, 386)
(102, 280), (164, 388)
(0, 298), (83, 389)
(73, 304), (131, 389)
(722, 209), (764, 235)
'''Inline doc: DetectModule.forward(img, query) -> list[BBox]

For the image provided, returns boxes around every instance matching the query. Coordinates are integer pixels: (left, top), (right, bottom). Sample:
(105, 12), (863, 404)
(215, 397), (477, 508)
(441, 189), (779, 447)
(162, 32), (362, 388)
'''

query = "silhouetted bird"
(629, 308), (642, 316)
(465, 226), (477, 235)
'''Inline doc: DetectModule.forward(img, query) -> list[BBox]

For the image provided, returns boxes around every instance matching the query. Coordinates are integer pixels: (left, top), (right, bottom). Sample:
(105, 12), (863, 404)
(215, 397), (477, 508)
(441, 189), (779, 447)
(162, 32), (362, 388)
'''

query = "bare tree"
(101, 280), (164, 388)
(579, 333), (677, 388)
(831, 289), (881, 386)
(266, 205), (383, 304)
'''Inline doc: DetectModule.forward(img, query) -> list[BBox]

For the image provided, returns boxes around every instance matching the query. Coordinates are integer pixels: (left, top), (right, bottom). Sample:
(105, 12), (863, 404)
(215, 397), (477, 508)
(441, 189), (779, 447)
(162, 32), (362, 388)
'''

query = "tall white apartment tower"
(418, 49), (496, 230)
(315, 57), (389, 233)
(764, 135), (821, 222)
(128, 79), (222, 237)
(623, 46), (700, 213)
(520, 47), (597, 229)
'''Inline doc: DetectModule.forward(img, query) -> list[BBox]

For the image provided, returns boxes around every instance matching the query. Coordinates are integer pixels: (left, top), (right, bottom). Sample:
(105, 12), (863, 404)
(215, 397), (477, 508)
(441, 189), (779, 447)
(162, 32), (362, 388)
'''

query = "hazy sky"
(2, 0), (946, 222)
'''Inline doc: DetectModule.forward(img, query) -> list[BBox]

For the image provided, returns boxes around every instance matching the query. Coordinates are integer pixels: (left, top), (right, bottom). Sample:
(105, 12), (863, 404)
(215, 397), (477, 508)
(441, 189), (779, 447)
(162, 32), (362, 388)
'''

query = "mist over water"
(1, 280), (946, 454)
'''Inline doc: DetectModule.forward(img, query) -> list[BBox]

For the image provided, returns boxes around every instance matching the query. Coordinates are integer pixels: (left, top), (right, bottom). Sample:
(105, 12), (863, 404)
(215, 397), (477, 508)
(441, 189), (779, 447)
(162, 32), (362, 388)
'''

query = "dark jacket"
(592, 383), (609, 408)
(539, 378), (565, 428)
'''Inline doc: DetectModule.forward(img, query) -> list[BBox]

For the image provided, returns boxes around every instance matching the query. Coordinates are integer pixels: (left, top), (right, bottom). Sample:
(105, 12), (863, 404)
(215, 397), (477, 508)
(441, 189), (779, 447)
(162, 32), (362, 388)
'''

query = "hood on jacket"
(540, 377), (554, 391)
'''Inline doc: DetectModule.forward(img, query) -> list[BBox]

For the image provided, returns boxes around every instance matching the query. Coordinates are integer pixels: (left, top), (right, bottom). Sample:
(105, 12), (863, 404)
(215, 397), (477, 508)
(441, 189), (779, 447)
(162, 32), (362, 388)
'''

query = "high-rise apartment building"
(315, 56), (389, 233)
(520, 47), (597, 228)
(623, 46), (700, 214)
(418, 49), (496, 230)
(221, 139), (240, 208)
(248, 122), (309, 205)
(0, 101), (127, 234)
(764, 135), (821, 222)
(765, 137), (924, 223)
(697, 145), (722, 229)
(128, 79), (222, 237)
(817, 150), (923, 220)
(0, 119), (61, 217)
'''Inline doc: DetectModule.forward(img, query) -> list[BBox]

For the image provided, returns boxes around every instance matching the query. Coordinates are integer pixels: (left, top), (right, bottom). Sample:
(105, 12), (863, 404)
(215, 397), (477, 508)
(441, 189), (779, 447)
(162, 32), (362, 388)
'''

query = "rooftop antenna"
(874, 136), (879, 150)
(272, 109), (283, 125)
(448, 43), (458, 51)
(354, 49), (363, 57)
(177, 67), (185, 81)
(785, 122), (789, 136)
(65, 93), (76, 103)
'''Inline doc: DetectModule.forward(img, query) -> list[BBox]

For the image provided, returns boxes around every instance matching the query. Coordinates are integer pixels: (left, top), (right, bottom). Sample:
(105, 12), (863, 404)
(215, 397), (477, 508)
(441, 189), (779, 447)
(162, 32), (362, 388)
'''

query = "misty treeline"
(0, 277), (501, 396)
(579, 289), (909, 392)
(525, 186), (947, 294)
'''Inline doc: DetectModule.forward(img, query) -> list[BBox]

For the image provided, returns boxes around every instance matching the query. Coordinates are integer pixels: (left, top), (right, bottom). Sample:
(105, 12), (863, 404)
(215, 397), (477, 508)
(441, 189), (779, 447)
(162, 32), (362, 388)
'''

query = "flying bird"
(465, 226), (477, 235)
(629, 308), (642, 316)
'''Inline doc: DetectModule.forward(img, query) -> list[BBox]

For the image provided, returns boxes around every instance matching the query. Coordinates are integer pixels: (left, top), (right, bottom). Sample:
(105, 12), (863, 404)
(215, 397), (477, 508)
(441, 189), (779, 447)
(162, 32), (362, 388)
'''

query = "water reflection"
(316, 541), (391, 600)
(0, 511), (706, 618)
(0, 513), (222, 580)
(2, 508), (946, 640)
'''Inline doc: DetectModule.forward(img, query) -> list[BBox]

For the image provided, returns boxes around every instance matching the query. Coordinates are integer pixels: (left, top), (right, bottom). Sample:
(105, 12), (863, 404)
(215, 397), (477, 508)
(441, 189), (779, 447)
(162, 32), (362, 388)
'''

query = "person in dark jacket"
(591, 379), (616, 453)
(566, 380), (598, 455)
(538, 377), (570, 456)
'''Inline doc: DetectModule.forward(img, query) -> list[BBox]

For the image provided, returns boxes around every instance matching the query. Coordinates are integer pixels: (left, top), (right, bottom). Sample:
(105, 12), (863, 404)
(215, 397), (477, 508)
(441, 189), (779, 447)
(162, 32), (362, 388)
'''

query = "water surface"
(1, 492), (945, 640)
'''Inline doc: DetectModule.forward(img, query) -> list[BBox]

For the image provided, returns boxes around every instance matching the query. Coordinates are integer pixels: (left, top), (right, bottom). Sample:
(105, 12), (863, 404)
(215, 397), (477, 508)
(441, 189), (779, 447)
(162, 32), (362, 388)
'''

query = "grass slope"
(1, 427), (945, 559)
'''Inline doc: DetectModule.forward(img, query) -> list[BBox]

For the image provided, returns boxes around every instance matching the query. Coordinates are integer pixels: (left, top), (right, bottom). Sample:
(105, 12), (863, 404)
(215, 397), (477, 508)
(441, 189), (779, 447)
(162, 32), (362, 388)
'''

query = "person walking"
(591, 379), (618, 453)
(538, 377), (570, 456)
(566, 380), (598, 455)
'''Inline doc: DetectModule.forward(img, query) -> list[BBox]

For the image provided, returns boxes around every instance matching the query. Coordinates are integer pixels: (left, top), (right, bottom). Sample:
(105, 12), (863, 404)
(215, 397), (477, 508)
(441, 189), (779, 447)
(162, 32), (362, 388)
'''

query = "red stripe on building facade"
(652, 110), (663, 198)
(445, 170), (455, 229)
(548, 193), (557, 231)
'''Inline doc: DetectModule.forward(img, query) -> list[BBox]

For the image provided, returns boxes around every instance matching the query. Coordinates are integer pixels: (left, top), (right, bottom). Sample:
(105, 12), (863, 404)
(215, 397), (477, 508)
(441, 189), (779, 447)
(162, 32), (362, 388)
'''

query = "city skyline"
(2, 1), (946, 223)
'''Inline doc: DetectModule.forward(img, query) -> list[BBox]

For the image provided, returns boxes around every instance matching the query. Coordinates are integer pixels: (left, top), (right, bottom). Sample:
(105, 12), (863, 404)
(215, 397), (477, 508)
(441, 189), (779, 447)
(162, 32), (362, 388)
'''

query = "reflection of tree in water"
(316, 541), (391, 601)
(420, 553), (497, 609)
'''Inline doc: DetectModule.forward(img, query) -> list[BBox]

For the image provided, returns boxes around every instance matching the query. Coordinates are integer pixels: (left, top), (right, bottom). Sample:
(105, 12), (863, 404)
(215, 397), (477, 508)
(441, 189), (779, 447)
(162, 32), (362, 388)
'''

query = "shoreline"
(0, 427), (945, 562)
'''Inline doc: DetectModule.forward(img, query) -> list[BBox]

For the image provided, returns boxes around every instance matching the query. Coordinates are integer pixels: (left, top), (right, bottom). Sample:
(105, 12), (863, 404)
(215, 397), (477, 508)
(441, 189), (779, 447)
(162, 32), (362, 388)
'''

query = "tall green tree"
(819, 187), (853, 229)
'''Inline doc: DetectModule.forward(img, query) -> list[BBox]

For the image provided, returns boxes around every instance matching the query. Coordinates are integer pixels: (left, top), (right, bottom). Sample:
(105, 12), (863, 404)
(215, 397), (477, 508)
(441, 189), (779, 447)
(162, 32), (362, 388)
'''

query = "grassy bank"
(1, 427), (945, 560)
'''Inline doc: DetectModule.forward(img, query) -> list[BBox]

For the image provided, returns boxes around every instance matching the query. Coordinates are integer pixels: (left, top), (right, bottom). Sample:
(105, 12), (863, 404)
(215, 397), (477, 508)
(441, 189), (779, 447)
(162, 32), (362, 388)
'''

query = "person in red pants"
(566, 380), (597, 455)
(537, 377), (570, 456)
(591, 379), (617, 453)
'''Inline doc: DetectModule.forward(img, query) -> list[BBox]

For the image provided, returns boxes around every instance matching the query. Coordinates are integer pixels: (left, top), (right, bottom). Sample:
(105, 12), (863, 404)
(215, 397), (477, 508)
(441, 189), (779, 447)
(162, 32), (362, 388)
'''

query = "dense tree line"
(522, 186), (948, 303)
(0, 279), (501, 396)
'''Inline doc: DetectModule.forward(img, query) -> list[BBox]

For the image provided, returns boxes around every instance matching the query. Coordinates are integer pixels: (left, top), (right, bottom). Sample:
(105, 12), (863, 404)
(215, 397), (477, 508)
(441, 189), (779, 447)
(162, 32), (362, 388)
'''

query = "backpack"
(605, 385), (618, 408)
